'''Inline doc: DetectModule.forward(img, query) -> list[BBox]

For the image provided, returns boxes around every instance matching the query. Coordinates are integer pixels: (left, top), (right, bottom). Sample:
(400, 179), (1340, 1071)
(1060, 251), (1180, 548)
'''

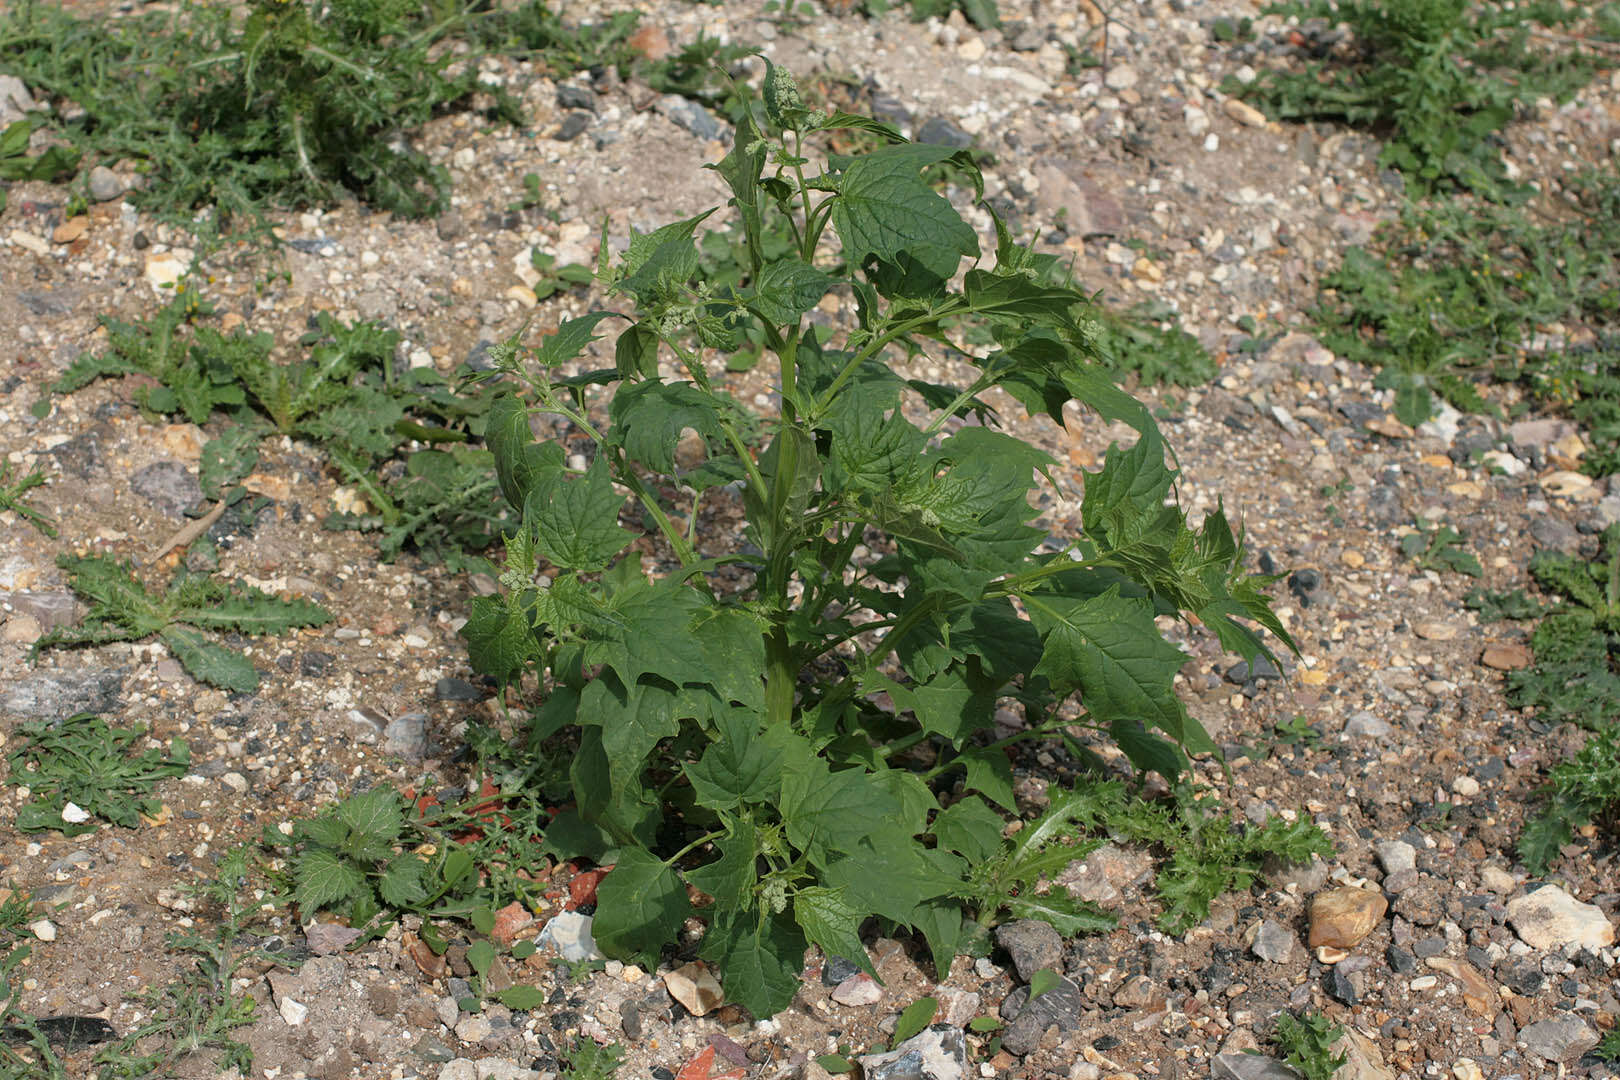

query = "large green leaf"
(485, 395), (565, 510)
(929, 795), (1006, 863)
(608, 380), (725, 472)
(686, 824), (757, 905)
(779, 760), (900, 867)
(580, 673), (681, 793)
(793, 886), (877, 980)
(1025, 586), (1196, 755)
(533, 312), (620, 369)
(830, 143), (979, 289)
(585, 581), (711, 688)
(295, 848), (367, 913)
(700, 907), (806, 1019)
(684, 707), (787, 811)
(593, 847), (691, 970)
(528, 458), (631, 572)
(746, 258), (834, 325)
(461, 593), (539, 683)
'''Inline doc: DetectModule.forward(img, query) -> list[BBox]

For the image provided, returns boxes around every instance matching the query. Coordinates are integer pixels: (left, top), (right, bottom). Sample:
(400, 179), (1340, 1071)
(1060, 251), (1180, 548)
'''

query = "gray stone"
(1262, 853), (1329, 895)
(1006, 21), (1045, 51)
(654, 95), (721, 141)
(2, 667), (127, 720)
(1225, 655), (1282, 684)
(1324, 963), (1360, 1005)
(131, 461), (202, 518)
(1344, 712), (1393, 739)
(383, 712), (429, 761)
(994, 919), (1062, 983)
(435, 677), (482, 702)
(1519, 1016), (1598, 1063)
(555, 112), (591, 142)
(1375, 840), (1417, 876)
(1211, 1052), (1301, 1080)
(415, 1036), (457, 1064)
(1495, 954), (1544, 995)
(1530, 516), (1580, 554)
(435, 211), (465, 242)
(999, 974), (1083, 1056)
(916, 116), (973, 149)
(555, 84), (596, 111)
(6, 591), (78, 632)
(821, 954), (862, 986)
(18, 289), (78, 316)
(1032, 158), (1125, 237)
(87, 166), (123, 202)
(0, 75), (36, 127)
(856, 1027), (969, 1080)
(1385, 945), (1417, 975)
(1250, 920), (1296, 963)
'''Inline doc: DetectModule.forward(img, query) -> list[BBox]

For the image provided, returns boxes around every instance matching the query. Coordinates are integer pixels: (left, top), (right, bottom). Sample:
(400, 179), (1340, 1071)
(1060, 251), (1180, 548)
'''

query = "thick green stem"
(764, 630), (797, 729)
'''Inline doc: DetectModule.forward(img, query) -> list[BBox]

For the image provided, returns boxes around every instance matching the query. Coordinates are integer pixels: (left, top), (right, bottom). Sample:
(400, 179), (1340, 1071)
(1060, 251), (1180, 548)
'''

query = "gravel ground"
(2, 1), (1619, 1079)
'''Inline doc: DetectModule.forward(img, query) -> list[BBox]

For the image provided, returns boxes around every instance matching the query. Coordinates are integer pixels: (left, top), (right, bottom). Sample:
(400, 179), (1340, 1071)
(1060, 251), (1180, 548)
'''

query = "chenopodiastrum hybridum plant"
(462, 61), (1295, 1016)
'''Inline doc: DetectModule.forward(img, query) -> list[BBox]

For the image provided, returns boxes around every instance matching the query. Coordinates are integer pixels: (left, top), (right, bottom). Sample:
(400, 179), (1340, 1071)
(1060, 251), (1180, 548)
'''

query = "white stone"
(1481, 450), (1526, 476)
(28, 919), (56, 942)
(535, 911), (602, 962)
(1103, 65), (1138, 90)
(278, 996), (308, 1026)
(60, 802), (92, 824)
(1184, 105), (1210, 137)
(1507, 886), (1615, 950)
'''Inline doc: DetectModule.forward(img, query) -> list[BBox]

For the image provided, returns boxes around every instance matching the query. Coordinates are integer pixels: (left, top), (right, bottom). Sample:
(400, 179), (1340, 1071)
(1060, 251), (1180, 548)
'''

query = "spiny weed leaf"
(0, 460), (58, 538)
(36, 554), (330, 691)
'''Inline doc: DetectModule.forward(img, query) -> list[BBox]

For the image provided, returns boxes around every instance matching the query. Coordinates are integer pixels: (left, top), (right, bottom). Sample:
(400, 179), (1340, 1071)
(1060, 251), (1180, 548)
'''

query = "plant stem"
(661, 827), (727, 869)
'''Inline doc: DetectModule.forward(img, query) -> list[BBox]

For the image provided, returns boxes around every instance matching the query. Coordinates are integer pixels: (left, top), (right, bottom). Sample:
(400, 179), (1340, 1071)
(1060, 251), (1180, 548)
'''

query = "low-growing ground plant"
(1399, 520), (1482, 577)
(1234, 0), (1596, 198)
(1094, 302), (1218, 388)
(0, 461), (57, 538)
(1308, 172), (1620, 431)
(1471, 525), (1620, 870)
(1268, 1009), (1347, 1080)
(36, 555), (331, 691)
(461, 64), (1299, 1014)
(1470, 524), (1620, 734)
(6, 713), (190, 836)
(0, 0), (521, 228)
(50, 289), (515, 563)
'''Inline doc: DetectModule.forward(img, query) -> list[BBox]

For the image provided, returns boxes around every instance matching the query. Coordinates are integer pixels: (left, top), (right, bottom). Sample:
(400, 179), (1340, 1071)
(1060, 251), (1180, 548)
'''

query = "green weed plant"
(1311, 173), (1620, 433)
(6, 713), (189, 835)
(462, 65), (1298, 1014)
(36, 555), (330, 691)
(0, 461), (57, 538)
(1235, 0), (1595, 198)
(1470, 525), (1620, 871)
(1269, 1010), (1347, 1080)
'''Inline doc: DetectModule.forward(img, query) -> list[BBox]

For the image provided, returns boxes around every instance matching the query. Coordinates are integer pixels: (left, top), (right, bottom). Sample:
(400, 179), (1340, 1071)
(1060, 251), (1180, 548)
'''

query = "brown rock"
(1307, 886), (1388, 949)
(52, 217), (88, 244)
(489, 900), (534, 946)
(404, 932), (447, 979)
(627, 23), (671, 61)
(1426, 957), (1497, 1017)
(1366, 417), (1414, 439)
(664, 960), (724, 1016)
(1481, 643), (1532, 671)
